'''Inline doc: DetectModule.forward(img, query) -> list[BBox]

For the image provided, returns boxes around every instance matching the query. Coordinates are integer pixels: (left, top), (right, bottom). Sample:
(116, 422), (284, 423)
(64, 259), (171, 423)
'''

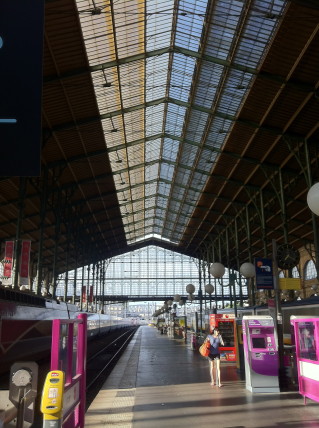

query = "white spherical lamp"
(174, 294), (181, 302)
(205, 283), (214, 294)
(209, 262), (225, 278)
(307, 183), (319, 216)
(240, 262), (256, 278)
(186, 283), (195, 294)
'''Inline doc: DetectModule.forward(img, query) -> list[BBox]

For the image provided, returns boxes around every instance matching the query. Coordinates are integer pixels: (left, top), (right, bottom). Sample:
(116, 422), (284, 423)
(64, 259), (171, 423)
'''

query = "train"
(0, 287), (133, 374)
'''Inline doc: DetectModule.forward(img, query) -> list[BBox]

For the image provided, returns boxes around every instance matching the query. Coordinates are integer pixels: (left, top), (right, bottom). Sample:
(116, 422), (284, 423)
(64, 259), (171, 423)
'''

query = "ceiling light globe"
(205, 284), (214, 294)
(209, 262), (225, 278)
(186, 284), (195, 294)
(240, 262), (256, 278)
(307, 183), (319, 216)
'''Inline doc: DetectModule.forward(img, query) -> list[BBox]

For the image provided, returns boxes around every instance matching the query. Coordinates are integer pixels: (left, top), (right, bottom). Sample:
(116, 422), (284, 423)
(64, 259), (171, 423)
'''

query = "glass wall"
(56, 245), (247, 306)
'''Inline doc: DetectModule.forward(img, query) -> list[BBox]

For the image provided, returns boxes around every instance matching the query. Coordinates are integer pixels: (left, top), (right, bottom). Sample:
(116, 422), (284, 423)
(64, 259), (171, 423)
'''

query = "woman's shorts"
(208, 353), (220, 360)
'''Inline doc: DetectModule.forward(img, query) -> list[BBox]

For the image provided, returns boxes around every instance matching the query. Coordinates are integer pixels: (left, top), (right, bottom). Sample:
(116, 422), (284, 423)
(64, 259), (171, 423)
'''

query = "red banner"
(82, 286), (86, 303)
(3, 241), (14, 278)
(19, 240), (31, 281)
(89, 285), (93, 303)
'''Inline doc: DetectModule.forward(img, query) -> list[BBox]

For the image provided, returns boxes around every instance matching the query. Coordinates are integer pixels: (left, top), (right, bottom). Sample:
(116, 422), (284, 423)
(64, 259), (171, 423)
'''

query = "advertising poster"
(255, 257), (274, 289)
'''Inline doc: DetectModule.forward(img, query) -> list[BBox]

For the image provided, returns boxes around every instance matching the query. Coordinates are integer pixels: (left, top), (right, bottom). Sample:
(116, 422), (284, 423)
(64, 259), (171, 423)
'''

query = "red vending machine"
(209, 314), (236, 362)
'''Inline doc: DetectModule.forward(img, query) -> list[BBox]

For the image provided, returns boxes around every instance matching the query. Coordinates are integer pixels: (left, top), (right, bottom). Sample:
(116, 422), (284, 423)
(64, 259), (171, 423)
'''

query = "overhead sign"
(0, 0), (45, 176)
(254, 257), (274, 290)
(279, 278), (301, 290)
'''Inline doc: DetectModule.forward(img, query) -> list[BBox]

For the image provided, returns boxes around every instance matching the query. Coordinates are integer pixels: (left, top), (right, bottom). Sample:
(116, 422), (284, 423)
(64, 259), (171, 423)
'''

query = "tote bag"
(199, 341), (210, 357)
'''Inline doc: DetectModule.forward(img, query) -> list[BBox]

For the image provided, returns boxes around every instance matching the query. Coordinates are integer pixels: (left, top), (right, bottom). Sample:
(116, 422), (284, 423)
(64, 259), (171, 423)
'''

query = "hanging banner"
(82, 286), (87, 303)
(2, 241), (15, 284)
(255, 257), (274, 290)
(19, 240), (31, 285)
(89, 286), (93, 303)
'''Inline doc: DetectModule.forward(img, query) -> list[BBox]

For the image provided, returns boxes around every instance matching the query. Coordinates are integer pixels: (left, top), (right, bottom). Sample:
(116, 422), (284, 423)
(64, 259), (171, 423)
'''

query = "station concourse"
(85, 326), (319, 428)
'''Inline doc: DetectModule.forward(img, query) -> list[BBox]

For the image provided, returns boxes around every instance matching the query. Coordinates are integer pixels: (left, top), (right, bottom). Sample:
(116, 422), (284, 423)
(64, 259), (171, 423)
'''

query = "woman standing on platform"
(206, 327), (224, 387)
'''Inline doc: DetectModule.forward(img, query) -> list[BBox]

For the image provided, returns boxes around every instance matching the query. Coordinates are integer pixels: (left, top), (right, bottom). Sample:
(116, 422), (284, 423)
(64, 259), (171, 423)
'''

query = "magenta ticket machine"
(243, 316), (280, 393)
(291, 317), (319, 404)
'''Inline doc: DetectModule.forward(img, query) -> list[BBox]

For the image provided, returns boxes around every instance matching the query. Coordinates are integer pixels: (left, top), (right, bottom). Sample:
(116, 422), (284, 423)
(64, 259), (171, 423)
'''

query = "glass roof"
(76, 0), (286, 245)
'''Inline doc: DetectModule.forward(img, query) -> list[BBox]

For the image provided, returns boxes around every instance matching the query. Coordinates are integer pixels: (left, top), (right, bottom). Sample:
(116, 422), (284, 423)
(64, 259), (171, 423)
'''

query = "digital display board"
(0, 0), (45, 176)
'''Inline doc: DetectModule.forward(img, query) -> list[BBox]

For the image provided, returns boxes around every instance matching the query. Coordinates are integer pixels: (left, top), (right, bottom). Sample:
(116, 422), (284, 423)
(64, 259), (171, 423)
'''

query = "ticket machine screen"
(252, 337), (266, 349)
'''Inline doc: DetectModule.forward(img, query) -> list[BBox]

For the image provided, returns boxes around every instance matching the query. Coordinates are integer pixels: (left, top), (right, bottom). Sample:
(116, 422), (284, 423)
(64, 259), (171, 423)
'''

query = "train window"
(298, 322), (317, 361)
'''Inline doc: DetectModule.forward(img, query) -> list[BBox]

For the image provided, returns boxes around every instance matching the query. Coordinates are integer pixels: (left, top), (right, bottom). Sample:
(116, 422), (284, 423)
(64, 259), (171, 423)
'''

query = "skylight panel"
(156, 195), (169, 209)
(185, 110), (209, 143)
(185, 188), (201, 202)
(158, 181), (172, 197)
(124, 110), (144, 143)
(146, 138), (161, 162)
(119, 62), (144, 109)
(129, 166), (144, 187)
(175, 168), (191, 186)
(146, 0), (174, 51)
(146, 55), (170, 101)
(234, 1), (286, 68)
(162, 137), (180, 163)
(132, 186), (144, 200)
(194, 62), (224, 108)
(145, 218), (154, 228)
(160, 163), (175, 181)
(168, 194), (182, 214)
(169, 53), (196, 102)
(164, 103), (187, 136)
(179, 142), (199, 166)
(146, 163), (160, 181)
(165, 214), (178, 226)
(146, 104), (165, 136)
(113, 0), (144, 58)
(205, 118), (232, 149)
(197, 148), (218, 171)
(171, 186), (186, 202)
(175, 0), (208, 50)
(145, 207), (156, 218)
(145, 182), (157, 195)
(91, 68), (121, 111)
(180, 204), (194, 216)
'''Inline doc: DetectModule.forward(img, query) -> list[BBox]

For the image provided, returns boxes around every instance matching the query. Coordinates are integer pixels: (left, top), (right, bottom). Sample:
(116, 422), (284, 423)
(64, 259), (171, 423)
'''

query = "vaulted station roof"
(1, 0), (319, 277)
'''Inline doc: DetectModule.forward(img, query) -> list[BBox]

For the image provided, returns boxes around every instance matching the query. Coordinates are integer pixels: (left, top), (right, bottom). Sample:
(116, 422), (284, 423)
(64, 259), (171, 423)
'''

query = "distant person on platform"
(205, 327), (224, 387)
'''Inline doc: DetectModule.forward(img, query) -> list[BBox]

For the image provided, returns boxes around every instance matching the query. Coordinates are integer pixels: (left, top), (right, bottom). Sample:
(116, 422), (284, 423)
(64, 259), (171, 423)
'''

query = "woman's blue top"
(207, 334), (223, 355)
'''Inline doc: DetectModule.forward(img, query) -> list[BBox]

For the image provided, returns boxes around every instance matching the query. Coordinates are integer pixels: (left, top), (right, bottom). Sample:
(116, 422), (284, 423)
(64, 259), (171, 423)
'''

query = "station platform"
(85, 325), (319, 428)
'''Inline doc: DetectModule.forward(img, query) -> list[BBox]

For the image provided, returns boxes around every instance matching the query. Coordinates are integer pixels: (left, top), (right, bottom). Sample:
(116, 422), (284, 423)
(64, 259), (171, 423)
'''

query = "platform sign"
(0, 0), (45, 176)
(255, 257), (274, 289)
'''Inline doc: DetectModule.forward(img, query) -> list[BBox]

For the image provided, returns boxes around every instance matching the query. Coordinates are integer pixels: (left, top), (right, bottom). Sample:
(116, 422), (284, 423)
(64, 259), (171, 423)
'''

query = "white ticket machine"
(242, 316), (280, 393)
